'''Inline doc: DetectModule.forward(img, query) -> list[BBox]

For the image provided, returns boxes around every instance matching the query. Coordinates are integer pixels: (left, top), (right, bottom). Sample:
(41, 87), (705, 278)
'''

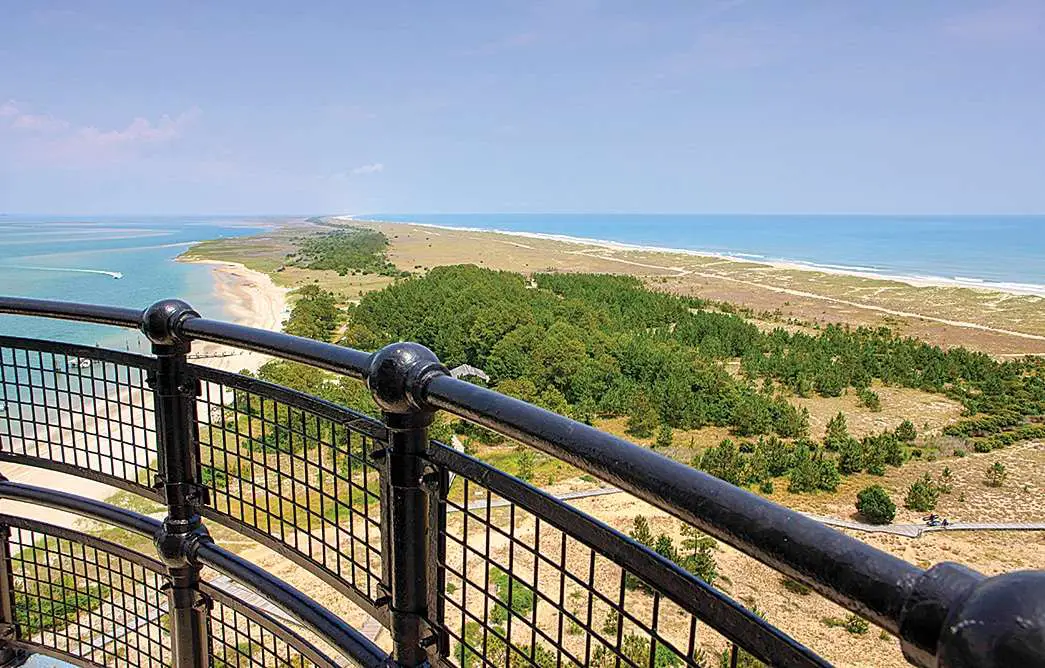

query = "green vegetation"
(856, 485), (896, 525)
(629, 517), (717, 586)
(984, 461), (1008, 487)
(844, 614), (870, 635)
(13, 539), (112, 635)
(781, 577), (811, 595)
(821, 612), (870, 635)
(894, 420), (917, 442)
(490, 566), (535, 624)
(289, 227), (406, 277)
(256, 265), (1044, 497)
(201, 464), (228, 491)
(284, 284), (343, 341)
(857, 387), (881, 412)
(904, 473), (942, 512)
(15, 576), (110, 635)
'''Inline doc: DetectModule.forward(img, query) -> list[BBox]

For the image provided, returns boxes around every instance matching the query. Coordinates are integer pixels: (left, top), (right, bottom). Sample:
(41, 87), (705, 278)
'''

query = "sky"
(1, 1), (1043, 215)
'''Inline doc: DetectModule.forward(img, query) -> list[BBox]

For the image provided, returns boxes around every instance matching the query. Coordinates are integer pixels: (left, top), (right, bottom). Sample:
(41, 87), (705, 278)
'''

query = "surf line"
(5, 265), (123, 279)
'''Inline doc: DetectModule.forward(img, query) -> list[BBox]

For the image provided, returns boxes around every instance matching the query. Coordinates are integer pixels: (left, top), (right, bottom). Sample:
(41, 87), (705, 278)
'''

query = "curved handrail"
(0, 297), (142, 329)
(0, 481), (390, 668)
(3, 296), (1039, 668)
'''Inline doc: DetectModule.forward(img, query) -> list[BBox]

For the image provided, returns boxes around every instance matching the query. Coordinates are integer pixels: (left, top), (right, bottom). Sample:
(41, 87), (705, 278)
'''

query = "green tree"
(517, 450), (536, 482)
(904, 473), (940, 511)
(837, 437), (864, 475)
(679, 526), (717, 585)
(630, 516), (655, 548)
(283, 285), (343, 341)
(895, 420), (917, 442)
(627, 392), (659, 438)
(984, 461), (1007, 487)
(773, 401), (809, 438)
(856, 485), (896, 525)
(490, 567), (535, 624)
(697, 439), (746, 486)
(858, 388), (882, 412)
(654, 534), (679, 564)
(655, 424), (674, 449)
(824, 412), (849, 451)
(732, 393), (773, 437)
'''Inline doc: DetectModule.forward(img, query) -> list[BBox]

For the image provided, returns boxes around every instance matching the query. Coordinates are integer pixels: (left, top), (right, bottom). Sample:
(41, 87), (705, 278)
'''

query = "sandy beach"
(0, 261), (289, 529)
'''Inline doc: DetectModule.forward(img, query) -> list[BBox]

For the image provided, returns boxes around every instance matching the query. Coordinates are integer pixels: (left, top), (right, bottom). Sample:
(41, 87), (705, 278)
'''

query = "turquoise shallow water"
(365, 214), (1045, 295)
(0, 215), (285, 347)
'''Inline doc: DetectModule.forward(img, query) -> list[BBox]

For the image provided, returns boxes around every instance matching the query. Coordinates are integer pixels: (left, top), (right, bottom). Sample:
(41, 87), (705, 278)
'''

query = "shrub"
(858, 388), (882, 412)
(895, 420), (917, 442)
(201, 465), (228, 491)
(984, 461), (1007, 487)
(844, 614), (870, 635)
(490, 567), (534, 624)
(905, 473), (940, 512)
(626, 393), (659, 438)
(781, 578), (811, 595)
(697, 439), (746, 486)
(824, 412), (849, 451)
(517, 450), (536, 482)
(655, 424), (674, 449)
(630, 516), (655, 548)
(856, 485), (896, 525)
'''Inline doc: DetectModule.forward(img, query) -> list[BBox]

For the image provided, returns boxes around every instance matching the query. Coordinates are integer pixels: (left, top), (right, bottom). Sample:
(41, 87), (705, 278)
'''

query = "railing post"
(0, 523), (25, 667)
(141, 299), (211, 668)
(368, 343), (448, 667)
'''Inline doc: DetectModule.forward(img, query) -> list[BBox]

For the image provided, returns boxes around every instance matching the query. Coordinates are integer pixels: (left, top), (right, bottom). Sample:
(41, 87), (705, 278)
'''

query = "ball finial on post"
(140, 299), (200, 346)
(366, 342), (447, 416)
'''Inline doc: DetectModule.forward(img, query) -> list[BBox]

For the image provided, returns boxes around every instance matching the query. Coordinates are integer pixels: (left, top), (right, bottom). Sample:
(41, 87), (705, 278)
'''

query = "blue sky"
(1, 1), (1043, 214)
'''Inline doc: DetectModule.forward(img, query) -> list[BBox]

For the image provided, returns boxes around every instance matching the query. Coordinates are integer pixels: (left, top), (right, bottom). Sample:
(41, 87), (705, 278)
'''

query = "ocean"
(0, 215), (281, 348)
(364, 214), (1045, 296)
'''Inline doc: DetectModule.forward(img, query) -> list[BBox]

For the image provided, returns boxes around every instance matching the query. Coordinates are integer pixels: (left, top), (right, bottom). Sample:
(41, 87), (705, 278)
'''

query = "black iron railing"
(0, 296), (1042, 668)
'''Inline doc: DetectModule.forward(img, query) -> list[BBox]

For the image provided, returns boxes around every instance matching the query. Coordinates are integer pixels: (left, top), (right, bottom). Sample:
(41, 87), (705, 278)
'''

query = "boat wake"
(7, 265), (123, 279)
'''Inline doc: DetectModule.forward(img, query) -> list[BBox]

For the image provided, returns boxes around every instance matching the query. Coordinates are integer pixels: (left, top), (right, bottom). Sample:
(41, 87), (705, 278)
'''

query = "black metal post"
(368, 343), (448, 667)
(142, 299), (211, 668)
(0, 523), (25, 668)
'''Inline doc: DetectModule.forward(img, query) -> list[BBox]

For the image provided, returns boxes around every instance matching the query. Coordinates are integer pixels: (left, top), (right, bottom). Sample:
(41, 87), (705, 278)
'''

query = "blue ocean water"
(365, 214), (1045, 293)
(0, 216), (280, 348)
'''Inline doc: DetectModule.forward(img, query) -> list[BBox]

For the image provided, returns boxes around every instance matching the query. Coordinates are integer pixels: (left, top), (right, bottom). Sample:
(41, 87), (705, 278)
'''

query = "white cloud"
(1, 103), (201, 166)
(11, 113), (70, 132)
(73, 107), (201, 149)
(350, 162), (385, 175)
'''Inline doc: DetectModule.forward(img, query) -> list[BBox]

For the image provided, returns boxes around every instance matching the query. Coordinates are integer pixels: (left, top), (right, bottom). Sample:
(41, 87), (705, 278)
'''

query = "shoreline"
(0, 258), (289, 530)
(339, 216), (1045, 298)
(178, 257), (290, 372)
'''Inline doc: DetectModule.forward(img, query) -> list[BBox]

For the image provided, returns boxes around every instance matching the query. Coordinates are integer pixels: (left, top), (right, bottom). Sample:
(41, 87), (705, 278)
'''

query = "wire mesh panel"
(193, 365), (386, 616)
(2, 517), (171, 667)
(205, 585), (340, 668)
(0, 336), (159, 496)
(429, 445), (819, 668)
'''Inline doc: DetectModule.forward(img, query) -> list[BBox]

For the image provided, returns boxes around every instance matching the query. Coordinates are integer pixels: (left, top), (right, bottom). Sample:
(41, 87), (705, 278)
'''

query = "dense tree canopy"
(289, 227), (406, 277)
(266, 263), (1044, 494)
